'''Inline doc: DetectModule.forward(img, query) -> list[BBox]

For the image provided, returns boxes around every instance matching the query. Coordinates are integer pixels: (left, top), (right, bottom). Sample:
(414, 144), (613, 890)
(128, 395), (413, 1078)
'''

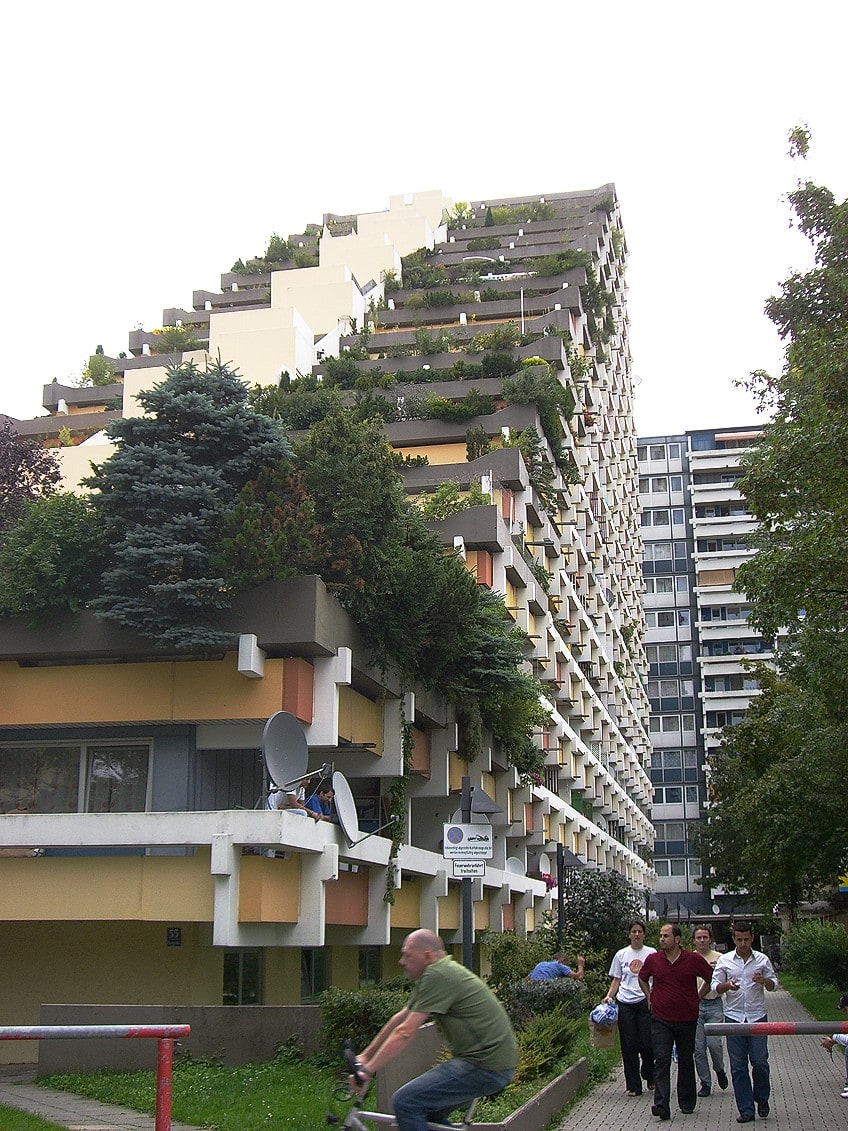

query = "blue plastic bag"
(590, 1001), (619, 1026)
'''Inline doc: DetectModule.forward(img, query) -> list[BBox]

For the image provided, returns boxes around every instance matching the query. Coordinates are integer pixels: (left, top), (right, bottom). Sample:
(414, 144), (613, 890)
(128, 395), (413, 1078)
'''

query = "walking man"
(603, 921), (656, 1097)
(638, 923), (714, 1120)
(712, 921), (778, 1123)
(351, 930), (518, 1131)
(692, 924), (729, 1096)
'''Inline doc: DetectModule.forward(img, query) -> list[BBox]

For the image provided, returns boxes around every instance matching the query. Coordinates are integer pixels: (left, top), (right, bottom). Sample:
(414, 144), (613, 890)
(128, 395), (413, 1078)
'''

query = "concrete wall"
(38, 1003), (322, 1072)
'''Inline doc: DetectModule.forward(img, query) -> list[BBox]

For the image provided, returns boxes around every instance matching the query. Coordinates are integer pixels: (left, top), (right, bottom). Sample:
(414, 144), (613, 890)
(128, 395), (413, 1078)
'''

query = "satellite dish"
(262, 711), (308, 788)
(712, 903), (721, 915)
(538, 852), (551, 874)
(505, 857), (525, 875)
(332, 771), (360, 847)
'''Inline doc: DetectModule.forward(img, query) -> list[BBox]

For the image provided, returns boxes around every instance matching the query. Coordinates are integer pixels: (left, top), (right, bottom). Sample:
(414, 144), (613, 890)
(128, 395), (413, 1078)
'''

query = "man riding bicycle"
(350, 930), (518, 1131)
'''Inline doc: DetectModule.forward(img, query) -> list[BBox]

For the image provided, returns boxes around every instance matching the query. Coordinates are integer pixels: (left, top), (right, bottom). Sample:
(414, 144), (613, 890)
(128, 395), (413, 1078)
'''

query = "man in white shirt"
(711, 921), (778, 1124)
(603, 921), (656, 1097)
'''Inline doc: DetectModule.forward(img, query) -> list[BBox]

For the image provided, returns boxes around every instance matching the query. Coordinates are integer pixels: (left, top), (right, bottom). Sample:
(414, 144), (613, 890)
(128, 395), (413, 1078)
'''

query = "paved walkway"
(559, 986), (847, 1129)
(0, 989), (842, 1129)
(0, 1063), (197, 1130)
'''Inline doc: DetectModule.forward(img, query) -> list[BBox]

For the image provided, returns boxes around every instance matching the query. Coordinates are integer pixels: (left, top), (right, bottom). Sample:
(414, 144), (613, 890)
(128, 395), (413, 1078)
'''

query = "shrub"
(318, 986), (409, 1065)
(513, 1005), (582, 1082)
(783, 921), (848, 989)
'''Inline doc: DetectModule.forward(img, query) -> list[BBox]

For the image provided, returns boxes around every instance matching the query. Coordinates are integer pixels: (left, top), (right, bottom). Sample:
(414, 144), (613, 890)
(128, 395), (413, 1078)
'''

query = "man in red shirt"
(639, 923), (714, 1121)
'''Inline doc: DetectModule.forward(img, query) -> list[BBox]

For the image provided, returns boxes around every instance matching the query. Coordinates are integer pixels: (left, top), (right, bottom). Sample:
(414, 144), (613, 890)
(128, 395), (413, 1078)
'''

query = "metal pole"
(706, 1021), (848, 1037)
(461, 775), (473, 970)
(155, 1037), (174, 1131)
(556, 843), (564, 951)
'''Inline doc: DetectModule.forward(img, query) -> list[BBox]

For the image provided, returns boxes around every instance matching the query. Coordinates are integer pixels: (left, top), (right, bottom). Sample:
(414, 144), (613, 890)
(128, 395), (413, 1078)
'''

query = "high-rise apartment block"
(638, 427), (764, 918)
(0, 187), (653, 1058)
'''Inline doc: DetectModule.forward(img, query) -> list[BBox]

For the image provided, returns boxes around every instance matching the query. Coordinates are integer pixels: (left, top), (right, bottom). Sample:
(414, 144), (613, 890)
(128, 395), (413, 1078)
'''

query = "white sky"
(1, 1), (845, 436)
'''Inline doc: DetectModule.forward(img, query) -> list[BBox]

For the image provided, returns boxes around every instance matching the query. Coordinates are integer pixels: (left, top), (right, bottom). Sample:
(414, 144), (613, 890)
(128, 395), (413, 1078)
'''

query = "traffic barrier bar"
(706, 1021), (848, 1037)
(0, 1024), (190, 1131)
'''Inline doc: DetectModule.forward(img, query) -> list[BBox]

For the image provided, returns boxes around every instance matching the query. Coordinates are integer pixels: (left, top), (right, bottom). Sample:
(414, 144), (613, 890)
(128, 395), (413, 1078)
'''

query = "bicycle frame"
(334, 1096), (480, 1130)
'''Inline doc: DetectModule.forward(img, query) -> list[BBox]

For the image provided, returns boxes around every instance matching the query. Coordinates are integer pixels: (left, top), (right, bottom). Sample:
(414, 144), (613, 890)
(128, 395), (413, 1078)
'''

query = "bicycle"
(326, 1042), (484, 1130)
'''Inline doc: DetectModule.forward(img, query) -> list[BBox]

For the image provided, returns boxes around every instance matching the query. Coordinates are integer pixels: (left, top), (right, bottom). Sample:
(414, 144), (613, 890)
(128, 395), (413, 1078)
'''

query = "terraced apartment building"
(1, 186), (653, 1054)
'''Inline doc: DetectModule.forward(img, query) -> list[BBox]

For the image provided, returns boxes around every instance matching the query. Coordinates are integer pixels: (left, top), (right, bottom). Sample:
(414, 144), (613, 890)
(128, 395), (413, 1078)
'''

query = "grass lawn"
(0, 1108), (67, 1131)
(39, 1033), (619, 1131)
(778, 973), (845, 1022)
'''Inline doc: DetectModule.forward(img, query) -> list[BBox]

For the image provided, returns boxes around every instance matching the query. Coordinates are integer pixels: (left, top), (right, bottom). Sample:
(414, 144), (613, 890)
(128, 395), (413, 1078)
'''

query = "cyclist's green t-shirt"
(407, 956), (519, 1071)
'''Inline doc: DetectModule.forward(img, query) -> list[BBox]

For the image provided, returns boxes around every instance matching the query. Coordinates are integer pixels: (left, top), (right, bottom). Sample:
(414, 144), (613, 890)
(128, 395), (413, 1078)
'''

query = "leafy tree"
(704, 130), (848, 913)
(557, 868), (644, 962)
(417, 480), (489, 521)
(150, 324), (204, 353)
(696, 667), (848, 917)
(86, 358), (291, 650)
(0, 418), (61, 537)
(80, 348), (117, 387)
(0, 493), (108, 622)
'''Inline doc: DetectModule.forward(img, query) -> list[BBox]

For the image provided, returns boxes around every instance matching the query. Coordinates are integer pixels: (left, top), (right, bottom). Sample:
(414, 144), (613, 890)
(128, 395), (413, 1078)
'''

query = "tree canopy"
(699, 131), (848, 914)
(86, 358), (291, 649)
(0, 417), (61, 537)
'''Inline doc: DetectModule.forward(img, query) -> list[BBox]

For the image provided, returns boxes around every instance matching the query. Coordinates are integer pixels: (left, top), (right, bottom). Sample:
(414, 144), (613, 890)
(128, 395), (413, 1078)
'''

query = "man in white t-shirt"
(604, 921), (657, 1096)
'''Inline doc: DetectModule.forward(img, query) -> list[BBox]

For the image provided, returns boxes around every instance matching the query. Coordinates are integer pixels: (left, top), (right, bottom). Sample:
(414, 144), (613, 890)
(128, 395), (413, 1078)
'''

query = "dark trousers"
(651, 1016), (697, 1115)
(617, 999), (654, 1093)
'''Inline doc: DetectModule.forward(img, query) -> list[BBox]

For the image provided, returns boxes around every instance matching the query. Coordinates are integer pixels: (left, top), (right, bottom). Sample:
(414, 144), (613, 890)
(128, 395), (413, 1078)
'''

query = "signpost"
(444, 777), (503, 968)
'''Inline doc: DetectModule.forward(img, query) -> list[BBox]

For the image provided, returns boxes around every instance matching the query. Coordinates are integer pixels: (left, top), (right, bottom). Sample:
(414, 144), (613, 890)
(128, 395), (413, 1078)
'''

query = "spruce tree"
(86, 358), (290, 650)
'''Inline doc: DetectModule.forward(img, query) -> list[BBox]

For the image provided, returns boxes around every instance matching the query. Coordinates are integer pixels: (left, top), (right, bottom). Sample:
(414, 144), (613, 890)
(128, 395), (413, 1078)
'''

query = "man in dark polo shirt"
(639, 923), (714, 1121)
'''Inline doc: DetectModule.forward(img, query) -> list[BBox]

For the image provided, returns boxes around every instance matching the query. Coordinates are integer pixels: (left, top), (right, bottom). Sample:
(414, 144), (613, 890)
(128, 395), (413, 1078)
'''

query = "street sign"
(453, 861), (486, 877)
(443, 823), (493, 860)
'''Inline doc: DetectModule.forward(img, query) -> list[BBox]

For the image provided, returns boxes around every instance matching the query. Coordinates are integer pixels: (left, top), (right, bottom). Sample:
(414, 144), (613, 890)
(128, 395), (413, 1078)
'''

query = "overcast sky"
(1, 1), (845, 437)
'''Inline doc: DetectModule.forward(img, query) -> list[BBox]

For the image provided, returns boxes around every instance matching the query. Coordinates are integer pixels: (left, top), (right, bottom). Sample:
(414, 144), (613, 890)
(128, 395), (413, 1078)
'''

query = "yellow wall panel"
(437, 885), (460, 930)
(239, 854), (301, 923)
(0, 854), (215, 921)
(338, 687), (384, 752)
(0, 657), (289, 727)
(390, 877), (420, 929)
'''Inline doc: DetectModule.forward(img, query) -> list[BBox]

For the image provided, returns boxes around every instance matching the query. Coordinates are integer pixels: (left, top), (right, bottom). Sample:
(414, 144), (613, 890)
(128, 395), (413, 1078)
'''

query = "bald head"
(400, 930), (447, 980)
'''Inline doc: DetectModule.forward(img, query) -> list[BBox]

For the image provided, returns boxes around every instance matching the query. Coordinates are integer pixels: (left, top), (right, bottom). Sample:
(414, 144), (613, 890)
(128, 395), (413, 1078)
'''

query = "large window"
(223, 949), (263, 1005)
(0, 743), (150, 813)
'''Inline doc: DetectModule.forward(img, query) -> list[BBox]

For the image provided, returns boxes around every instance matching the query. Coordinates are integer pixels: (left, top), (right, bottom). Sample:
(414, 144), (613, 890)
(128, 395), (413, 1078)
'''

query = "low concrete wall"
(37, 1004), (321, 1073)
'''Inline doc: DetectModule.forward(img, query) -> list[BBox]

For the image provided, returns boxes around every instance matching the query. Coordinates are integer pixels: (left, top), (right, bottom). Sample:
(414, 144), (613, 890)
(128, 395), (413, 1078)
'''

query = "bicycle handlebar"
(344, 1039), (370, 1087)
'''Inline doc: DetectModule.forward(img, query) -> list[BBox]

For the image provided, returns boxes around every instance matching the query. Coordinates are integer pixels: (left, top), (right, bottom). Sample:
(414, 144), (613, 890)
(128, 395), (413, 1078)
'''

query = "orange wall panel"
(239, 854), (301, 923)
(325, 869), (369, 927)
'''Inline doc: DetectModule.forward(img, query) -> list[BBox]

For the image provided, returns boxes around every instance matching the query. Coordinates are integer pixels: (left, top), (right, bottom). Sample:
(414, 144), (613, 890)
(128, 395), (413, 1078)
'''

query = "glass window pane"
(86, 745), (149, 813)
(0, 745), (80, 813)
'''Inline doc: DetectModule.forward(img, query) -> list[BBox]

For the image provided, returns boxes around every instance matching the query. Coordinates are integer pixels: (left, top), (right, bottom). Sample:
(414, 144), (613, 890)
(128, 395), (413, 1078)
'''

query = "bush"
(505, 976), (587, 1030)
(317, 986), (409, 1065)
(783, 921), (848, 989)
(513, 1005), (582, 1083)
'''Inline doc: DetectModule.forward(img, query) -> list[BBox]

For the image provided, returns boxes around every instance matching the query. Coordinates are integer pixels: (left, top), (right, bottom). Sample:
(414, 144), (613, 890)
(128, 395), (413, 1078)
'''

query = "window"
(359, 946), (381, 987)
(685, 785), (699, 804)
(677, 610), (691, 626)
(644, 542), (672, 562)
(672, 508), (685, 525)
(637, 446), (648, 463)
(650, 444), (666, 460)
(301, 948), (331, 1002)
(675, 575), (690, 594)
(0, 743), (150, 814)
(668, 443), (681, 459)
(223, 949), (263, 1005)
(670, 475), (683, 492)
(651, 477), (668, 493)
(646, 610), (676, 628)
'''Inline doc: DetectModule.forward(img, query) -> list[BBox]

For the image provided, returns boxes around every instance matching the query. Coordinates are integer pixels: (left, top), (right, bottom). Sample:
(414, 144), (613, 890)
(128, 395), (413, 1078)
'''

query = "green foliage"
(480, 350), (518, 379)
(0, 418), (61, 537)
(783, 921), (848, 989)
(249, 374), (343, 430)
(418, 480), (489, 521)
(482, 930), (550, 999)
(0, 1109), (68, 1131)
(695, 666), (848, 915)
(80, 350), (117, 387)
(489, 202), (555, 225)
(320, 352), (364, 388)
(788, 124), (811, 159)
(501, 427), (559, 514)
(231, 231), (294, 274)
(86, 358), (291, 650)
(470, 323), (522, 351)
(533, 250), (591, 277)
(317, 986), (409, 1065)
(417, 389), (496, 423)
(467, 236), (501, 252)
(558, 870), (644, 962)
(513, 1007), (581, 1083)
(0, 493), (108, 623)
(150, 324), (204, 353)
(465, 425), (491, 461)
(401, 248), (450, 289)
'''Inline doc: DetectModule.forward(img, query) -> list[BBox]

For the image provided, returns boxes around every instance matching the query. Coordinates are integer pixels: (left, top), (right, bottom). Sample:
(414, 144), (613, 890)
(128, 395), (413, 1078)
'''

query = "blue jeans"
(726, 1016), (769, 1117)
(392, 1058), (515, 1131)
(695, 997), (726, 1087)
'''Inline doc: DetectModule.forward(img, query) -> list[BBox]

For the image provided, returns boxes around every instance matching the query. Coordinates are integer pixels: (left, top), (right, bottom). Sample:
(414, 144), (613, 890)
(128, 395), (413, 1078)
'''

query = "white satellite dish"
(538, 852), (552, 874)
(332, 771), (361, 847)
(505, 857), (526, 875)
(262, 711), (308, 788)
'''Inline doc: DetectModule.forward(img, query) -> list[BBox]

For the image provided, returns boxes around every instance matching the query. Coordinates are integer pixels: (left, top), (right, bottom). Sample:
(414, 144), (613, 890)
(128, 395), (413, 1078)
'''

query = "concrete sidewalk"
(0, 1063), (198, 1130)
(559, 986), (846, 1129)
